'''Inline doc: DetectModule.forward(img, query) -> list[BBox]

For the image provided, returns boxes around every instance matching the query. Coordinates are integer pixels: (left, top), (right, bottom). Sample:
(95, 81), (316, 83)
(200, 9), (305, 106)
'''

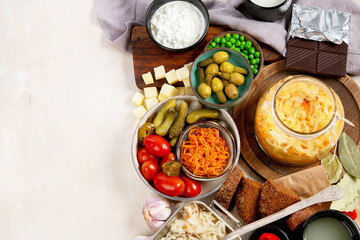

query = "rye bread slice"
(286, 204), (322, 232)
(258, 179), (301, 218)
(236, 177), (262, 224)
(215, 165), (244, 210)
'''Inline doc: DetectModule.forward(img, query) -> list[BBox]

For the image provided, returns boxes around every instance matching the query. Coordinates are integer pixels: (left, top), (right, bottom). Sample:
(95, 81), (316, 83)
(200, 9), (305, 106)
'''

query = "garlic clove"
(147, 219), (166, 230)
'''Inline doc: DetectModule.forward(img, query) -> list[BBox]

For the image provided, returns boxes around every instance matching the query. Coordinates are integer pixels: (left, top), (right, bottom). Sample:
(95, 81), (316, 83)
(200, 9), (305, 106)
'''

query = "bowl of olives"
(204, 31), (263, 79)
(189, 48), (253, 109)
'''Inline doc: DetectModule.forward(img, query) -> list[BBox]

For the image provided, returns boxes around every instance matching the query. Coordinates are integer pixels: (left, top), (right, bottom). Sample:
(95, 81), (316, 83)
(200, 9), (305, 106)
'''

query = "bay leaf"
(338, 132), (360, 178)
(321, 153), (343, 184)
(330, 173), (360, 211)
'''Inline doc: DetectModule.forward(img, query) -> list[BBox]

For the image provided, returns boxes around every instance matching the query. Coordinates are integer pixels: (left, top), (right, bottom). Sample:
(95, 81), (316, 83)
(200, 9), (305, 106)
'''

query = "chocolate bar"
(285, 37), (348, 77)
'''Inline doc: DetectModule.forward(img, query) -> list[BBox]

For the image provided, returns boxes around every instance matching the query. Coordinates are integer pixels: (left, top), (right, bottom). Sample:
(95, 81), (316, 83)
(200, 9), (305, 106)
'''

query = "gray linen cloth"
(96, 0), (360, 75)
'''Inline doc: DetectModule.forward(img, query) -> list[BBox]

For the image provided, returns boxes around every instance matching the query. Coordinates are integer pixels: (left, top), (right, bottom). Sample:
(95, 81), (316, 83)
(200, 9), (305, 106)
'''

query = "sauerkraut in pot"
(160, 203), (226, 240)
(254, 76), (344, 166)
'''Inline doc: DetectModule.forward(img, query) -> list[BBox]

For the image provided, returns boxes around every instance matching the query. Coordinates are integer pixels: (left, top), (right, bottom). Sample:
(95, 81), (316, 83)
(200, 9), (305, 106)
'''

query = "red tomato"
(180, 174), (201, 198)
(153, 172), (185, 197)
(160, 153), (176, 167)
(141, 161), (160, 182)
(144, 135), (171, 157)
(137, 147), (159, 165)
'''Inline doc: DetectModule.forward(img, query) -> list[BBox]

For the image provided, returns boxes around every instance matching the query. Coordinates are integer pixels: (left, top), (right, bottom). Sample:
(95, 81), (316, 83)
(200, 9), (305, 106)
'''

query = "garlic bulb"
(142, 194), (172, 230)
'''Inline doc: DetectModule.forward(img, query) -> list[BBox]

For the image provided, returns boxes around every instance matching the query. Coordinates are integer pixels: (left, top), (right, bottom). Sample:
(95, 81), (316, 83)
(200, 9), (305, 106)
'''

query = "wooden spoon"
(221, 185), (344, 240)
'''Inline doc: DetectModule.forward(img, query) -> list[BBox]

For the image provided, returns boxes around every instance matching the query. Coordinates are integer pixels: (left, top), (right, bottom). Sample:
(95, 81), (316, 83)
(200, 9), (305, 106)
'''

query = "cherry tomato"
(160, 153), (176, 167)
(180, 174), (201, 198)
(153, 172), (185, 197)
(141, 161), (160, 182)
(144, 135), (171, 157)
(137, 147), (159, 165)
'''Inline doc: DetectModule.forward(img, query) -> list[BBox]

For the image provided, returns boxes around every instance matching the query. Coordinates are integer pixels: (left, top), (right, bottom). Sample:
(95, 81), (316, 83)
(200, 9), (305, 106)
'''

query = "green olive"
(211, 77), (224, 92)
(225, 83), (239, 99)
(197, 82), (212, 99)
(229, 72), (245, 86)
(213, 51), (229, 64)
(220, 62), (234, 73)
(205, 63), (219, 76)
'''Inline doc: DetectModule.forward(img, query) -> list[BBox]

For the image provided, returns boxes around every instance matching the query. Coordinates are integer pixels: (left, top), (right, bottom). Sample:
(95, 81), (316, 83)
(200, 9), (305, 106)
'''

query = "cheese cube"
(133, 105), (147, 119)
(144, 87), (158, 99)
(165, 69), (178, 85)
(176, 87), (186, 95)
(154, 65), (166, 80)
(145, 97), (159, 110)
(158, 84), (179, 101)
(185, 87), (194, 95)
(176, 66), (190, 81)
(183, 78), (191, 88)
(184, 62), (193, 71)
(131, 92), (145, 106)
(142, 72), (154, 85)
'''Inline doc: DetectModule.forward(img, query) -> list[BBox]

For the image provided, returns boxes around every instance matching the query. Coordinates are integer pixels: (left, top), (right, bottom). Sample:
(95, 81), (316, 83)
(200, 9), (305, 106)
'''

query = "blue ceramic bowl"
(190, 48), (253, 109)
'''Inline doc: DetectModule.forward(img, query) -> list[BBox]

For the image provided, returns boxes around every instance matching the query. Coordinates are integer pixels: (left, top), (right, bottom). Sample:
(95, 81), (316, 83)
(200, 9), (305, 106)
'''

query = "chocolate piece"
(285, 37), (348, 77)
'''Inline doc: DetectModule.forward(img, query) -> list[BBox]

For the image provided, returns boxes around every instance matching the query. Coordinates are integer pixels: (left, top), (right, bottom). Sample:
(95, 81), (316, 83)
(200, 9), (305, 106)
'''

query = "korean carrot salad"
(255, 79), (344, 164)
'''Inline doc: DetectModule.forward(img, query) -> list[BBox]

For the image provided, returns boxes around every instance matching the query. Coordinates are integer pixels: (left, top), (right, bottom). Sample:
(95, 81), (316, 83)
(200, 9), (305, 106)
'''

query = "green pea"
(235, 40), (241, 47)
(254, 51), (260, 58)
(230, 45), (236, 50)
(225, 33), (231, 38)
(220, 38), (227, 44)
(240, 36), (245, 42)
(210, 41), (216, 47)
(246, 40), (252, 46)
(253, 68), (258, 75)
(251, 65), (255, 70)
(250, 59), (256, 65)
(225, 42), (232, 48)
(239, 44), (245, 51)
(229, 38), (236, 45)
(254, 64), (258, 69)
(235, 47), (240, 52)
(244, 55), (248, 60)
(248, 54), (254, 60)
(207, 46), (212, 50)
(214, 37), (221, 43)
(255, 58), (260, 64)
(233, 33), (240, 39)
(245, 43), (251, 50)
(216, 44), (220, 47)
(243, 50), (248, 55)
(249, 47), (255, 54)
(221, 44), (226, 47)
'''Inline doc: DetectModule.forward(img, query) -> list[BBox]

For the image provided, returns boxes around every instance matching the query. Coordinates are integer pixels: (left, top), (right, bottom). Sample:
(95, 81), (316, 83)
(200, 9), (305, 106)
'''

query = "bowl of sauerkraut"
(254, 75), (344, 166)
(152, 201), (235, 240)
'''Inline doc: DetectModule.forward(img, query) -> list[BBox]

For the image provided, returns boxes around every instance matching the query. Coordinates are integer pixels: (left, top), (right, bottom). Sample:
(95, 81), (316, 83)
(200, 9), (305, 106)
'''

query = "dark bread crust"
(236, 178), (262, 223)
(286, 205), (322, 231)
(215, 166), (244, 210)
(258, 179), (301, 218)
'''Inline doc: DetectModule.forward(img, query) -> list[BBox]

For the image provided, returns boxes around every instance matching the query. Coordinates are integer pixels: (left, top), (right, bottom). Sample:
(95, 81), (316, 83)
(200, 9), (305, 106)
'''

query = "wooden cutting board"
(233, 60), (360, 179)
(131, 25), (283, 89)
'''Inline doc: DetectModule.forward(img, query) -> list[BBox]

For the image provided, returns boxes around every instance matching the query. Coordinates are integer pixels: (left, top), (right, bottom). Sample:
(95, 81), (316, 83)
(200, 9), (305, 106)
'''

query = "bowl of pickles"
(189, 48), (253, 109)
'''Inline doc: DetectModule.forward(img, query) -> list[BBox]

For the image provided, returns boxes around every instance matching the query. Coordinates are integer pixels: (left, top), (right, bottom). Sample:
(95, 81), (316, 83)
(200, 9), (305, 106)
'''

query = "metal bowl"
(176, 121), (236, 181)
(145, 0), (209, 52)
(131, 96), (240, 201)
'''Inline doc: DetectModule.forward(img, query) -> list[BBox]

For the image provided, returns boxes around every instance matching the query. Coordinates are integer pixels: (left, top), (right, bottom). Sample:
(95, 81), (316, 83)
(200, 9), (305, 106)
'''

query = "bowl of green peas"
(204, 31), (263, 79)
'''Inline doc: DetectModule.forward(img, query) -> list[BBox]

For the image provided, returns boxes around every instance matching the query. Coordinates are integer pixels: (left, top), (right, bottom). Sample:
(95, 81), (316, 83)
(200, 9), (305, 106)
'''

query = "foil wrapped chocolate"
(285, 4), (351, 77)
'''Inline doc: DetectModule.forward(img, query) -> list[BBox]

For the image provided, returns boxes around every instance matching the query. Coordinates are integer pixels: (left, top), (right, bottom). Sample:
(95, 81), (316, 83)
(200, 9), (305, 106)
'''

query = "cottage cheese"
(150, 1), (205, 49)
(250, 0), (285, 7)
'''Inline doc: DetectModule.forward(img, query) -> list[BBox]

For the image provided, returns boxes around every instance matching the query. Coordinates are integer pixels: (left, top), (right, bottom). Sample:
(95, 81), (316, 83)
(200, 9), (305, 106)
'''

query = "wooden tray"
(131, 25), (283, 89)
(233, 60), (360, 179)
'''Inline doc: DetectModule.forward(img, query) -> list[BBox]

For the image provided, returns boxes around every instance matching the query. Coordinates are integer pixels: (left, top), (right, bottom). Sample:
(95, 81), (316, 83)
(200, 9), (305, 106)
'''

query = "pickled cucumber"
(198, 67), (205, 83)
(186, 109), (219, 124)
(153, 99), (176, 128)
(198, 57), (214, 68)
(155, 107), (176, 136)
(216, 90), (227, 104)
(233, 66), (248, 75)
(218, 72), (230, 80)
(138, 123), (155, 145)
(169, 101), (188, 139)
(205, 73), (213, 85)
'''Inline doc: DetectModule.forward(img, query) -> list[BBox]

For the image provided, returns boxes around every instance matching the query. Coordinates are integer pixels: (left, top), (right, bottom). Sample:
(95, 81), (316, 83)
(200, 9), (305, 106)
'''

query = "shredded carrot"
(180, 126), (230, 177)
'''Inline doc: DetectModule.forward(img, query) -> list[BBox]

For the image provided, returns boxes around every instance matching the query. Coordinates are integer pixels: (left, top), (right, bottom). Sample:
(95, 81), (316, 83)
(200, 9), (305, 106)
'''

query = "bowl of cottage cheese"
(146, 0), (209, 52)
